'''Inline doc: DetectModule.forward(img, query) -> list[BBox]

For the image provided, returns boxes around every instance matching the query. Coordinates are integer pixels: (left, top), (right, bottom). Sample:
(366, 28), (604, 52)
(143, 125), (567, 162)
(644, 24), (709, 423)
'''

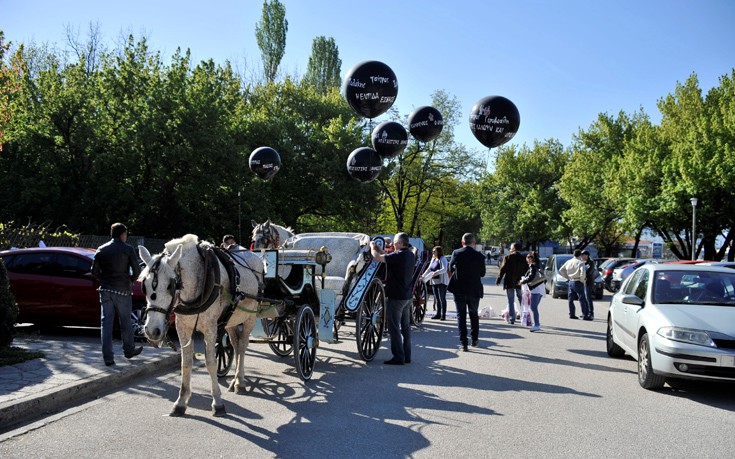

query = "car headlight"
(657, 327), (716, 347)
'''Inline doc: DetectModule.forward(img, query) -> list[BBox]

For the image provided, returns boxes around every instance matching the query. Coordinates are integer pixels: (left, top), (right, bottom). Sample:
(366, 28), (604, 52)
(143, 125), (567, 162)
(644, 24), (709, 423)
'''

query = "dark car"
(543, 254), (604, 299)
(0, 247), (146, 333)
(598, 258), (636, 292)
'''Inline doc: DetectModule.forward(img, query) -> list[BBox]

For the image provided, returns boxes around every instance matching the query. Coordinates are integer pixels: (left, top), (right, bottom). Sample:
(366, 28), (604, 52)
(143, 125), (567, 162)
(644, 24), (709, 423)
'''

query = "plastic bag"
(479, 306), (494, 319)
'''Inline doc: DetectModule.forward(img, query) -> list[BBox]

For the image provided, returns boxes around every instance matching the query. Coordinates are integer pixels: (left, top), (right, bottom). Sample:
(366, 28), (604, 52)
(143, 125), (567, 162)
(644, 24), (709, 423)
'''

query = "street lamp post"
(691, 197), (698, 261)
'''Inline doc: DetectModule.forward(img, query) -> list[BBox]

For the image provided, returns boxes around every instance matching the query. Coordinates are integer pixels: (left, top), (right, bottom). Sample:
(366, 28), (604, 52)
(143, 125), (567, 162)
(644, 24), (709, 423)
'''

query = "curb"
(0, 353), (180, 431)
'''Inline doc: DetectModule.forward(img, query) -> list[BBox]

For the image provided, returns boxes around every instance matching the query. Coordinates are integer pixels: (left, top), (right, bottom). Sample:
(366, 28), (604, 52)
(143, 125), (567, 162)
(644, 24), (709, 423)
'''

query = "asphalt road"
(1, 266), (733, 458)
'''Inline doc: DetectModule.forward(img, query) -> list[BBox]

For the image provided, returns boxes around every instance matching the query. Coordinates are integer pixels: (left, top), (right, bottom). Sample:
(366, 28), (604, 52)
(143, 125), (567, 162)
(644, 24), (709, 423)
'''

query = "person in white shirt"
(558, 249), (591, 320)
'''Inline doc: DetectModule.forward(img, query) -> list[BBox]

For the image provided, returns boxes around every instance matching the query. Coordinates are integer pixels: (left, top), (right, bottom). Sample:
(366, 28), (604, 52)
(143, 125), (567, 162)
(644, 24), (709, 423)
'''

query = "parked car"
(0, 247), (146, 335)
(544, 254), (604, 299)
(610, 259), (667, 292)
(599, 258), (636, 292)
(606, 263), (735, 389)
(699, 261), (735, 270)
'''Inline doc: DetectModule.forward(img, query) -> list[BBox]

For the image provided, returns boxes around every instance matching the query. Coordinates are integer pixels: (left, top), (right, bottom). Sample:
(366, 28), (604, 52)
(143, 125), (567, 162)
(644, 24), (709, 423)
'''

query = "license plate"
(722, 355), (735, 367)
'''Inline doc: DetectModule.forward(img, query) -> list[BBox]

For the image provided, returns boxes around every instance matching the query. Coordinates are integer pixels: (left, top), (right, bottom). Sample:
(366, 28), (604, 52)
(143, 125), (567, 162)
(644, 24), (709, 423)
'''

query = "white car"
(606, 264), (735, 389)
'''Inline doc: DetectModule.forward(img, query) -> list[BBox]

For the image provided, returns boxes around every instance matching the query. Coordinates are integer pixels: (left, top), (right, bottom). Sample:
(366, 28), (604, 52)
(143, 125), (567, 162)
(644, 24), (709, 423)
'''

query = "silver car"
(606, 264), (735, 389)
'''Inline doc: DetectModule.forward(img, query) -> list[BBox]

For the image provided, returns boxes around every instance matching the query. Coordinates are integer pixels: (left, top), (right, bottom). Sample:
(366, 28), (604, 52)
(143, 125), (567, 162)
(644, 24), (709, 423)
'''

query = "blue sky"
(3, 0), (735, 153)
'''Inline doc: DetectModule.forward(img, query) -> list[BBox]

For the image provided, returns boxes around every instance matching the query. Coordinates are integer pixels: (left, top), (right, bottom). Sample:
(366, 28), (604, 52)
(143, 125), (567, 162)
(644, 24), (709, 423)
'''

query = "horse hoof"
(213, 405), (227, 417)
(169, 406), (187, 417)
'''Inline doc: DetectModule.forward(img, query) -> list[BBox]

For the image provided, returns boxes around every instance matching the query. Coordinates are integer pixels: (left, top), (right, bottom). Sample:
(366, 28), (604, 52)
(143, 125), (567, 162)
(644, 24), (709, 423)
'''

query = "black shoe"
(509, 320), (515, 325)
(583, 316), (593, 321)
(431, 315), (441, 320)
(471, 339), (479, 347)
(384, 358), (404, 365)
(569, 315), (579, 320)
(405, 359), (411, 364)
(461, 344), (468, 352)
(440, 317), (446, 321)
(125, 346), (143, 359)
(105, 360), (116, 367)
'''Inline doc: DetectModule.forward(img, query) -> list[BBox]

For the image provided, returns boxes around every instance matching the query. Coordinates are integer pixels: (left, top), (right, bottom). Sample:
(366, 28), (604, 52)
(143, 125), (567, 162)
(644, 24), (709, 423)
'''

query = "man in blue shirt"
(371, 232), (416, 365)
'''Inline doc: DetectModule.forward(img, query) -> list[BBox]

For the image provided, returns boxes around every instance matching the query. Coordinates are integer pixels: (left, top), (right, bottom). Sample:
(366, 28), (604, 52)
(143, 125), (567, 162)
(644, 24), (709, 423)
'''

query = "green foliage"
(480, 139), (569, 249)
(0, 346), (45, 366)
(377, 90), (484, 248)
(0, 221), (79, 250)
(0, 255), (18, 348)
(302, 36), (341, 94)
(255, 0), (288, 83)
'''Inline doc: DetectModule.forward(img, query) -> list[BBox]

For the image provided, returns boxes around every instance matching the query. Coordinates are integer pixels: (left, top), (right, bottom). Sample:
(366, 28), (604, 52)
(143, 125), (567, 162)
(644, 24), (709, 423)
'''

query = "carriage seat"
(285, 233), (371, 300)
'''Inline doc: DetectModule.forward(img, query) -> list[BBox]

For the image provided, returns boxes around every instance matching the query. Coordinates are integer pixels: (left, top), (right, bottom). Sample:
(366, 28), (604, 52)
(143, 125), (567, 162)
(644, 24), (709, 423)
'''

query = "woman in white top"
(520, 251), (546, 332)
(422, 246), (449, 320)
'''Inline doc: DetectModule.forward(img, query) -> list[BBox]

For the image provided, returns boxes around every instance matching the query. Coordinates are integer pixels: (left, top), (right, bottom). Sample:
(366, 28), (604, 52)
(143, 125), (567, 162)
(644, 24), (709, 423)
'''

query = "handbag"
(447, 271), (456, 293)
(528, 269), (546, 288)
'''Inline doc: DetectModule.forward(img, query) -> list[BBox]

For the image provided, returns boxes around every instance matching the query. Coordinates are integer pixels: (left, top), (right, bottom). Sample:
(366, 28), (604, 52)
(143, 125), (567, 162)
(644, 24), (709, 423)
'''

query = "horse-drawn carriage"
(237, 231), (389, 381)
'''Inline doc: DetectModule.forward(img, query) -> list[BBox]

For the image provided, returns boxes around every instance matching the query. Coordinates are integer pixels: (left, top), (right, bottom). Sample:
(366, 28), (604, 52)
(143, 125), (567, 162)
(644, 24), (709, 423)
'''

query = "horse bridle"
(253, 224), (280, 249)
(142, 254), (182, 318)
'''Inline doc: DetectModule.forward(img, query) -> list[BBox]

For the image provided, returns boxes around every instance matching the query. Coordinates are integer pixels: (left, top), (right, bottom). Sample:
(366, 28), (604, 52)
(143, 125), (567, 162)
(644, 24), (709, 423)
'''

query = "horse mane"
(165, 234), (200, 253)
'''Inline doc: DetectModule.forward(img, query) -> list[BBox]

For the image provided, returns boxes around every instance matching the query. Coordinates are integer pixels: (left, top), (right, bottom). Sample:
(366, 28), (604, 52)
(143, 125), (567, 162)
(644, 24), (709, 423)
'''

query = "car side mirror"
(621, 294), (644, 307)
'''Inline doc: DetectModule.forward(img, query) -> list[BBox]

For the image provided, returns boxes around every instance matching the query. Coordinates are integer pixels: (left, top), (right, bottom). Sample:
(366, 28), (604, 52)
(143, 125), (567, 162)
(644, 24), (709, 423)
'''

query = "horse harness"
(143, 243), (282, 327)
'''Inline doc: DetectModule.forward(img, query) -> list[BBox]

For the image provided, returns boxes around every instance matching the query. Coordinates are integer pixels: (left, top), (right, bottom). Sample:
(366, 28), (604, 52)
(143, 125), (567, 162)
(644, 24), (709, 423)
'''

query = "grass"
(0, 346), (45, 366)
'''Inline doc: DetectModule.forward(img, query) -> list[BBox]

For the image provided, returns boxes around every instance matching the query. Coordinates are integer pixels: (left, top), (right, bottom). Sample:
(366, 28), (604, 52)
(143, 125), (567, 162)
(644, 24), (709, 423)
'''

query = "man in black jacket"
(448, 233), (486, 351)
(92, 223), (143, 366)
(496, 242), (527, 324)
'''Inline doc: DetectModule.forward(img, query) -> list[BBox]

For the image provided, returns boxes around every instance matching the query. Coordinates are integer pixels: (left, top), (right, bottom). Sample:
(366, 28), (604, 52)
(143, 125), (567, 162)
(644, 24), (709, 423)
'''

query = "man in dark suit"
(496, 242), (526, 324)
(448, 233), (486, 351)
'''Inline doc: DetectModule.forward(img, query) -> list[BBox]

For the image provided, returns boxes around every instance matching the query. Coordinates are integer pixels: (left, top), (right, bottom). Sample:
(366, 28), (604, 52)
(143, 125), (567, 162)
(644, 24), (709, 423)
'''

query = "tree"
(255, 0), (288, 83)
(302, 36), (341, 94)
(0, 255), (18, 348)
(655, 71), (735, 260)
(378, 90), (483, 246)
(479, 139), (569, 250)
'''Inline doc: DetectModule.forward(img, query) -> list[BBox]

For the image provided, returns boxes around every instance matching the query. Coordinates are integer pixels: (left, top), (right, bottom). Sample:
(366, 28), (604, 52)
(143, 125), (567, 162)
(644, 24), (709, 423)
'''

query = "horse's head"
(251, 219), (294, 249)
(138, 244), (183, 346)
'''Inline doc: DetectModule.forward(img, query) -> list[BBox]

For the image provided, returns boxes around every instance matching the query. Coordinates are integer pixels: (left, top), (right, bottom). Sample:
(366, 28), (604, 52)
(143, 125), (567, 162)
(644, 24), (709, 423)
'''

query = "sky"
(3, 0), (735, 155)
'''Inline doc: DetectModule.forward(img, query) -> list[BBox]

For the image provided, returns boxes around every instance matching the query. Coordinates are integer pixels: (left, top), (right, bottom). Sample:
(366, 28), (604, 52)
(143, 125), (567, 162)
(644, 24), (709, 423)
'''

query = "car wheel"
(638, 332), (666, 390)
(551, 286), (559, 299)
(606, 315), (624, 357)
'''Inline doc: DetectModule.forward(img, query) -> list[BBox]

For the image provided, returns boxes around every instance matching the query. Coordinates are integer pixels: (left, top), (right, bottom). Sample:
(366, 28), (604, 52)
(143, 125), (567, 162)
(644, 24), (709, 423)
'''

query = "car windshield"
(653, 270), (735, 306)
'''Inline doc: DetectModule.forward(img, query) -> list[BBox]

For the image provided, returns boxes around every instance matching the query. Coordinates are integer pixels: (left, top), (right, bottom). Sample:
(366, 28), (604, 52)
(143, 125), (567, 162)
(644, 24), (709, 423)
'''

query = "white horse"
(138, 234), (268, 417)
(250, 219), (294, 249)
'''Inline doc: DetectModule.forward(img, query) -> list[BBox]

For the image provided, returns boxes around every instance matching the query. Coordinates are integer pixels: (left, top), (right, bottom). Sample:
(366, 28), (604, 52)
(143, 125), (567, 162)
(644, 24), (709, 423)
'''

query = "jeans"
(505, 288), (522, 322)
(100, 290), (135, 362)
(568, 281), (590, 318)
(432, 283), (447, 318)
(453, 294), (480, 346)
(530, 293), (542, 326)
(585, 284), (595, 317)
(386, 298), (412, 362)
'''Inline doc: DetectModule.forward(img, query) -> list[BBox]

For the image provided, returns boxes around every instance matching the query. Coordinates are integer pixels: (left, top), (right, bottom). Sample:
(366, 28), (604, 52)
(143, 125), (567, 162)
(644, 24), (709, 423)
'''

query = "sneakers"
(125, 346), (143, 359)
(530, 325), (541, 332)
(105, 360), (116, 366)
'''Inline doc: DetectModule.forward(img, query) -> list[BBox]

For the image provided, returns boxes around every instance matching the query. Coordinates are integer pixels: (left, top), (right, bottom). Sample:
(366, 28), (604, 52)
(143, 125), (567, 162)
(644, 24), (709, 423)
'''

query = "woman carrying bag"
(422, 246), (449, 320)
(519, 251), (546, 332)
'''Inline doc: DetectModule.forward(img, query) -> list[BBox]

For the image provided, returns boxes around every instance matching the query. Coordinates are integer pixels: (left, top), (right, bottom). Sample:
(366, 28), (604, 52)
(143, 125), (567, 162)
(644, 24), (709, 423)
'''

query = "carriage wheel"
(263, 317), (293, 357)
(294, 304), (318, 381)
(215, 326), (234, 378)
(411, 281), (428, 325)
(356, 277), (386, 362)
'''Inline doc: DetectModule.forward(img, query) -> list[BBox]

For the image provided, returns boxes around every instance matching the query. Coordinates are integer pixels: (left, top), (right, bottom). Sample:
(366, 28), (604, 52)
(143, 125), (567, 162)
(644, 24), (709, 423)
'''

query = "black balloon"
(371, 121), (408, 158)
(249, 147), (281, 180)
(469, 96), (520, 148)
(346, 147), (382, 183)
(408, 106), (443, 142)
(342, 61), (398, 119)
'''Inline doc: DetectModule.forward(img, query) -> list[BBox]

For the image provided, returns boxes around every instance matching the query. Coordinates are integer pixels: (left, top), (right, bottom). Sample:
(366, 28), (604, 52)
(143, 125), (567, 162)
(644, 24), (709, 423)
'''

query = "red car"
(0, 247), (146, 332)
